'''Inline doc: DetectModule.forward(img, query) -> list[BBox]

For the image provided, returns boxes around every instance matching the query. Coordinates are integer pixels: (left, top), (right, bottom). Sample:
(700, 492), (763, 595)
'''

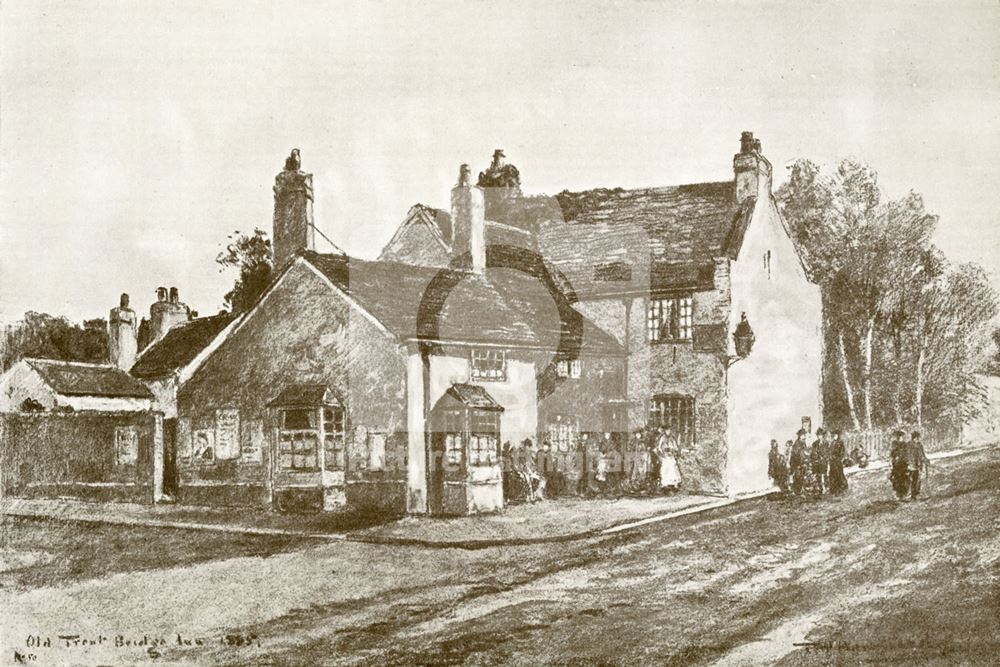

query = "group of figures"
(768, 427), (864, 497)
(501, 425), (687, 504)
(888, 430), (931, 501)
(769, 427), (934, 501)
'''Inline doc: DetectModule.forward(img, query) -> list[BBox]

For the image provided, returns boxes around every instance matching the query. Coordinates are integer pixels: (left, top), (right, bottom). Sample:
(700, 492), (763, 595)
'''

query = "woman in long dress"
(656, 426), (682, 493)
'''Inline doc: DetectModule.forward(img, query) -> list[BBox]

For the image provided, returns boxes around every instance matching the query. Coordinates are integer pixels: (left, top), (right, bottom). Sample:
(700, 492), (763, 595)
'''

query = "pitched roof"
(301, 251), (622, 355)
(267, 384), (340, 407)
(537, 182), (753, 298)
(442, 383), (504, 411)
(130, 313), (235, 379)
(25, 358), (154, 399)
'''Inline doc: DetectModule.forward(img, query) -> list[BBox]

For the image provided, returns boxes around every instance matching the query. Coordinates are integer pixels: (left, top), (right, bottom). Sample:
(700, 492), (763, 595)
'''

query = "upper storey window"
(647, 296), (693, 342)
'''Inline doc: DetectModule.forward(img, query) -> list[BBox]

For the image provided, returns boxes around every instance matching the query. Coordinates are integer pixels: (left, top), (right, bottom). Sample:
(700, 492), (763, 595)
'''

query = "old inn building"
(165, 132), (822, 515)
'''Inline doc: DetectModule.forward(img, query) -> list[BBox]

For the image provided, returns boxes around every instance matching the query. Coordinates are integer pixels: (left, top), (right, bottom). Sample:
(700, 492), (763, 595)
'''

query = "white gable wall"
(0, 361), (57, 412)
(726, 195), (823, 493)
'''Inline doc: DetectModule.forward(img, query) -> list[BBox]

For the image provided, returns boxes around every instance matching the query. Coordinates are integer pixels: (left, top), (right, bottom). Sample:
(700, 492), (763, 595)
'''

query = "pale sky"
(2, 1), (998, 324)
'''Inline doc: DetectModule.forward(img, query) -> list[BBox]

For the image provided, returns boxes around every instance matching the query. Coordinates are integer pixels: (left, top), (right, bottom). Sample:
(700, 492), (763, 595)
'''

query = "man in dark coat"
(889, 430), (910, 500)
(810, 428), (830, 494)
(768, 439), (789, 494)
(906, 431), (931, 500)
(828, 429), (849, 494)
(789, 430), (809, 496)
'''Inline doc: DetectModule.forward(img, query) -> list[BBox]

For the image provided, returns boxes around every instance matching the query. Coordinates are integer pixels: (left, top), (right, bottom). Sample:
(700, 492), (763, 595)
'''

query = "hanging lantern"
(733, 312), (755, 358)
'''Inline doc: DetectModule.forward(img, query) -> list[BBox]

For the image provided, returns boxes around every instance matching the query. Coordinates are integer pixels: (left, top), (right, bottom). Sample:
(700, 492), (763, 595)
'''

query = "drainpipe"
(623, 298), (631, 427)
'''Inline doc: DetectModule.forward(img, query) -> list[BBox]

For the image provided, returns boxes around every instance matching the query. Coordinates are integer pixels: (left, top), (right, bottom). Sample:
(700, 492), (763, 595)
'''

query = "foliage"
(777, 159), (998, 430)
(1, 312), (109, 371)
(216, 228), (274, 314)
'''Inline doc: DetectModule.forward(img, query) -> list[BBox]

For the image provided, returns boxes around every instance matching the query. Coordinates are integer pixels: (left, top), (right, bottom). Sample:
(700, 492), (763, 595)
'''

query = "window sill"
(649, 339), (693, 346)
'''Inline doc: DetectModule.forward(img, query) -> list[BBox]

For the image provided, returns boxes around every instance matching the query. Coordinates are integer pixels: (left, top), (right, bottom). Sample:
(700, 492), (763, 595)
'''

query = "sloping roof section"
(25, 358), (154, 399)
(130, 313), (235, 379)
(301, 251), (622, 355)
(267, 384), (340, 407)
(537, 182), (753, 298)
(444, 383), (504, 411)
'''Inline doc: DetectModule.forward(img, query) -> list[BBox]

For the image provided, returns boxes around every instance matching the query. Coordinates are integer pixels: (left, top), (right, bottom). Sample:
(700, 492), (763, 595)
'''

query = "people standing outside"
(625, 429), (650, 495)
(889, 430), (910, 500)
(655, 426), (682, 494)
(789, 429), (809, 496)
(501, 440), (516, 503)
(768, 439), (789, 494)
(828, 429), (849, 495)
(906, 430), (930, 501)
(595, 433), (613, 497)
(811, 428), (830, 495)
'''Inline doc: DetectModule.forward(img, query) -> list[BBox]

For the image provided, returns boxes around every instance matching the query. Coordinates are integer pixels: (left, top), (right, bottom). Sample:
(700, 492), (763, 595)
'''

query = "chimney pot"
(156, 286), (167, 302)
(169, 287), (179, 304)
(733, 131), (772, 204)
(109, 293), (138, 370)
(273, 149), (314, 268)
(450, 163), (486, 273)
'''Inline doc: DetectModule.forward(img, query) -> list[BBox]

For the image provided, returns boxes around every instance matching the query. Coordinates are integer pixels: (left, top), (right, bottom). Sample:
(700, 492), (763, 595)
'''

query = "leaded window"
(647, 296), (694, 342)
(649, 395), (695, 448)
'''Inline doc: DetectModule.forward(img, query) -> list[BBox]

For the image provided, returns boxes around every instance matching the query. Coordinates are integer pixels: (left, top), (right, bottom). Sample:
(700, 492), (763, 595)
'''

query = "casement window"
(277, 406), (346, 471)
(547, 414), (578, 453)
(278, 408), (319, 470)
(443, 410), (464, 465)
(114, 426), (138, 466)
(323, 406), (346, 470)
(556, 359), (582, 379)
(469, 410), (500, 466)
(471, 349), (507, 382)
(647, 296), (694, 342)
(649, 395), (695, 449)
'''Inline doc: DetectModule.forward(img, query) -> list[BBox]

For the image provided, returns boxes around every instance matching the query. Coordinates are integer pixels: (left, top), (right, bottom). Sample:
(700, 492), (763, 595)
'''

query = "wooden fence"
(843, 424), (962, 461)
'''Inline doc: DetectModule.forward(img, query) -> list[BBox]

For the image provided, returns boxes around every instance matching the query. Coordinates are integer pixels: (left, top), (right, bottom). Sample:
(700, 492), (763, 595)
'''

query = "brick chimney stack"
(273, 148), (314, 268)
(108, 292), (138, 371)
(733, 131), (772, 205)
(149, 286), (190, 344)
(450, 163), (486, 273)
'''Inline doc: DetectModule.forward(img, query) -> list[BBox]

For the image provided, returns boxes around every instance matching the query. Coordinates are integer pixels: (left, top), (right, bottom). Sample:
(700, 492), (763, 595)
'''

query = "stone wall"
(576, 267), (731, 495)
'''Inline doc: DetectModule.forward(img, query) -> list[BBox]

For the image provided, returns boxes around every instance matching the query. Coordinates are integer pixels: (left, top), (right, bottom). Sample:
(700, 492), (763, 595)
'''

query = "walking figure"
(810, 428), (830, 495)
(828, 429), (849, 495)
(789, 430), (809, 496)
(768, 439), (789, 494)
(889, 430), (910, 500)
(906, 430), (930, 500)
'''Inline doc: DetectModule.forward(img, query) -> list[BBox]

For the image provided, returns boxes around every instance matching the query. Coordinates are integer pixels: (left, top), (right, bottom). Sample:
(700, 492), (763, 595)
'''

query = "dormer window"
(471, 349), (507, 382)
(556, 359), (582, 378)
(647, 296), (693, 342)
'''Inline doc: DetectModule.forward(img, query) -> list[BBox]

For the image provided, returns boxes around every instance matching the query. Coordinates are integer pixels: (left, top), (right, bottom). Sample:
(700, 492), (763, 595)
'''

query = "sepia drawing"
(1, 2), (998, 665)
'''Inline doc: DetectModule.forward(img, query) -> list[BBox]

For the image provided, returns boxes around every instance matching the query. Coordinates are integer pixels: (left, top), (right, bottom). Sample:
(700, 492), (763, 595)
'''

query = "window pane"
(283, 409), (314, 430)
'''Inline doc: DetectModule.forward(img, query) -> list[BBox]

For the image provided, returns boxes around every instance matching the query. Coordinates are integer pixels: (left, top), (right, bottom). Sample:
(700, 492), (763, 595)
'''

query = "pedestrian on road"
(789, 430), (809, 496)
(906, 430), (931, 501)
(768, 439), (789, 494)
(811, 428), (830, 495)
(828, 429), (849, 495)
(889, 430), (910, 500)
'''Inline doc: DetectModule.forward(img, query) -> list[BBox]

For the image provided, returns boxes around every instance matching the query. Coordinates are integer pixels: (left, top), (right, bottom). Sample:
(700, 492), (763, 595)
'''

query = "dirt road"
(2, 450), (997, 666)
